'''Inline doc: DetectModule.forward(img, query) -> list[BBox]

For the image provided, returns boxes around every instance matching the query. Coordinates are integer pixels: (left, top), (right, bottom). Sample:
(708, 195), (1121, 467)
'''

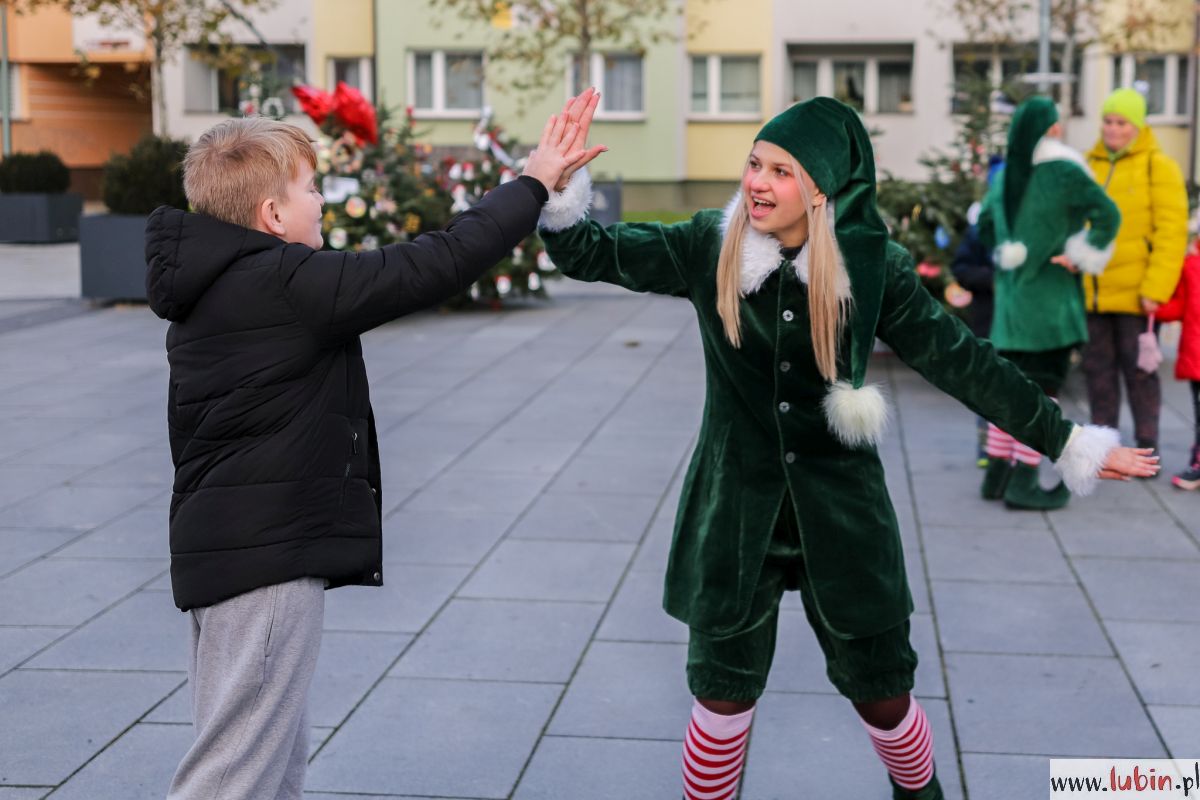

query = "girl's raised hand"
(1097, 446), (1160, 481)
(556, 87), (607, 191)
(521, 113), (583, 194)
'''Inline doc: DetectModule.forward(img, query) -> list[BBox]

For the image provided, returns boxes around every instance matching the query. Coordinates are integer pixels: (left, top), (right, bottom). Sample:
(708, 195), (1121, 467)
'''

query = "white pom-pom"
(996, 241), (1028, 270)
(822, 381), (890, 449)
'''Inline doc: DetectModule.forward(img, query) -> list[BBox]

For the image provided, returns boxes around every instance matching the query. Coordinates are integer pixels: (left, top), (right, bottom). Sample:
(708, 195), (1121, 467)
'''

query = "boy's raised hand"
(521, 114), (583, 194)
(1098, 446), (1160, 481)
(556, 87), (607, 191)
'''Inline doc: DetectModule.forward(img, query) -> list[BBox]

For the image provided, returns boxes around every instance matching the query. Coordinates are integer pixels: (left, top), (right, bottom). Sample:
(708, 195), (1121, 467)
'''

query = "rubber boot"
(980, 457), (1013, 500)
(1003, 462), (1070, 510)
(891, 772), (945, 800)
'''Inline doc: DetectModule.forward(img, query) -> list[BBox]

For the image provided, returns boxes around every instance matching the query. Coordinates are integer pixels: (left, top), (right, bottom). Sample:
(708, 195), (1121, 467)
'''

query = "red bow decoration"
(291, 82), (378, 145)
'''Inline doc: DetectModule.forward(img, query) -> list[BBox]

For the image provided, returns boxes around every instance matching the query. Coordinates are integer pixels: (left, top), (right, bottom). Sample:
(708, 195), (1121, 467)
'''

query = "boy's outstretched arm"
(277, 110), (598, 342)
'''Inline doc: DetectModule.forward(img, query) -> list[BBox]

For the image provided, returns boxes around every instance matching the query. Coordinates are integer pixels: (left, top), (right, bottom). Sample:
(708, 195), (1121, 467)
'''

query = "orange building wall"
(9, 63), (151, 168)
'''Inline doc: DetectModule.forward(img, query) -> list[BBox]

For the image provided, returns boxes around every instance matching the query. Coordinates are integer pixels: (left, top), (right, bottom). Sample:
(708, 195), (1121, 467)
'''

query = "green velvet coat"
(542, 208), (1075, 641)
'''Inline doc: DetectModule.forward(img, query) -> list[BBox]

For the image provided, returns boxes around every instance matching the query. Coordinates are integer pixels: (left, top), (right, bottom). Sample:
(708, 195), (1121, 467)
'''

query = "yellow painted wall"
(313, 0), (374, 87)
(684, 0), (773, 181)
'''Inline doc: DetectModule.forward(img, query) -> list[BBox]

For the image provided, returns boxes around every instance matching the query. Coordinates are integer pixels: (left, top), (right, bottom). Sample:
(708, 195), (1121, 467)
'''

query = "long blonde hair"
(716, 158), (849, 383)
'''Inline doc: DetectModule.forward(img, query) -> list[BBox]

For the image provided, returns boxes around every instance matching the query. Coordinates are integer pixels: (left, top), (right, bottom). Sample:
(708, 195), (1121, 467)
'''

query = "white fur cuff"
(822, 381), (890, 449)
(996, 241), (1028, 270)
(1053, 424), (1120, 496)
(538, 168), (593, 232)
(1063, 229), (1115, 275)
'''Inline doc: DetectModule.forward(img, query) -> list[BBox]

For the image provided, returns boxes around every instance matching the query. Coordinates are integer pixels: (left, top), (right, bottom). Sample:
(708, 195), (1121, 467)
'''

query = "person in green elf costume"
(976, 96), (1122, 510)
(538, 92), (1156, 800)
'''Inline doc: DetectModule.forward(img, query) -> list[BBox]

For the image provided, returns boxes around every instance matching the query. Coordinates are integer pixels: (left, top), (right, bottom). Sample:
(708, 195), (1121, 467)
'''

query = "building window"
(953, 44), (1083, 116)
(786, 44), (914, 115)
(690, 55), (761, 118)
(570, 53), (644, 118)
(329, 57), (373, 99)
(1111, 53), (1189, 121)
(3, 63), (21, 120)
(409, 51), (484, 116)
(184, 45), (306, 114)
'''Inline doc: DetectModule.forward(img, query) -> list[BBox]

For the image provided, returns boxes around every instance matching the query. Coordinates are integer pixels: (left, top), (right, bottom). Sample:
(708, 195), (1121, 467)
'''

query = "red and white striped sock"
(682, 701), (754, 800)
(1013, 440), (1043, 466)
(862, 697), (935, 791)
(985, 423), (1015, 460)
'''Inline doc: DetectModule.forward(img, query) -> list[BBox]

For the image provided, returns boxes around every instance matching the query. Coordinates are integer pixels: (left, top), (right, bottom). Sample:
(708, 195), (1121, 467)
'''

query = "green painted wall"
(375, 0), (684, 181)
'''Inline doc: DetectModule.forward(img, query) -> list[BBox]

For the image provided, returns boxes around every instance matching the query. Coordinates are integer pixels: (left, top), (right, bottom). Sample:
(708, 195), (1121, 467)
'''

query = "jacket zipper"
(339, 431), (359, 508)
(1092, 157), (1119, 313)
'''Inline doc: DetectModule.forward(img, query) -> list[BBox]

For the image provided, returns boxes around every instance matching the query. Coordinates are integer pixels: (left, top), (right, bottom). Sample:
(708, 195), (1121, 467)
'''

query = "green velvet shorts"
(686, 498), (918, 704)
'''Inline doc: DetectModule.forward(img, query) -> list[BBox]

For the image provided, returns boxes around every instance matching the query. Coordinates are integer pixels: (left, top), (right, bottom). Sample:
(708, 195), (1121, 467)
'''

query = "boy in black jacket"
(146, 94), (603, 799)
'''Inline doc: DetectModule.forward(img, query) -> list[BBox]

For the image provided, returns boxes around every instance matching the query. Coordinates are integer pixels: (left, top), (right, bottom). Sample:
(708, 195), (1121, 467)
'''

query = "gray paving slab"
(1053, 510), (1200, 560)
(0, 558), (165, 626)
(52, 507), (168, 560)
(457, 435), (581, 476)
(548, 641), (692, 740)
(1107, 621), (1200, 706)
(508, 491), (660, 543)
(742, 693), (964, 800)
(460, 539), (634, 603)
(932, 581), (1113, 656)
(383, 507), (516, 566)
(945, 652), (1165, 757)
(0, 465), (88, 510)
(1148, 705), (1200, 759)
(0, 788), (50, 799)
(960, 753), (1049, 800)
(26, 591), (186, 671)
(308, 631), (413, 727)
(549, 453), (679, 496)
(44, 722), (191, 800)
(69, 447), (174, 489)
(513, 736), (683, 800)
(391, 598), (601, 683)
(0, 529), (78, 578)
(0, 627), (65, 675)
(595, 568), (688, 643)
(0, 669), (181, 786)
(921, 524), (1076, 584)
(1075, 558), (1200, 623)
(403, 470), (551, 515)
(0, 486), (162, 531)
(306, 678), (560, 798)
(322, 565), (469, 634)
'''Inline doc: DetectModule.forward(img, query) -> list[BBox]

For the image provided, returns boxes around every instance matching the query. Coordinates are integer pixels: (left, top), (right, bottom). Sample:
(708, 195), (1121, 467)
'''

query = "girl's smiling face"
(741, 141), (821, 247)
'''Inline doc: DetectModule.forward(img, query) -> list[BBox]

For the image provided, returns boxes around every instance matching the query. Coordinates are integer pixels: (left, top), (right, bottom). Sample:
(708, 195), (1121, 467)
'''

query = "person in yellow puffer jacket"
(1082, 88), (1189, 457)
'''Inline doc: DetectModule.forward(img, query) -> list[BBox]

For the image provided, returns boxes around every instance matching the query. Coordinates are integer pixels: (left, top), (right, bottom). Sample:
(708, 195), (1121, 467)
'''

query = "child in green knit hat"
(976, 95), (1122, 509)
(539, 94), (1156, 800)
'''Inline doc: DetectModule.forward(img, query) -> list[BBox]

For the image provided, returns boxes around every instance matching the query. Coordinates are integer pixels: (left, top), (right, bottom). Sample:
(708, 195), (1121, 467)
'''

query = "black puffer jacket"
(145, 177), (546, 610)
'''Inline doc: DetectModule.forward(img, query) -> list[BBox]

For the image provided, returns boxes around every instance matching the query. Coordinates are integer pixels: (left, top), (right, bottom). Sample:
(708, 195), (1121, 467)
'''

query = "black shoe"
(890, 773), (945, 800)
(1003, 462), (1070, 510)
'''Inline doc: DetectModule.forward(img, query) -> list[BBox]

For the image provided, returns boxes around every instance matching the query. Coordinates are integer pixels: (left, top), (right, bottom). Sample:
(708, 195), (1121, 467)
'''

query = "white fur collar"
(720, 192), (851, 298)
(1032, 136), (1089, 170)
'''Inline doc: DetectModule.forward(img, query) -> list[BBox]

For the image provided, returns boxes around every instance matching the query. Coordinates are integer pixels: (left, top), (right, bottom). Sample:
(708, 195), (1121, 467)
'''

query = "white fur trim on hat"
(721, 191), (851, 299)
(822, 381), (890, 449)
(1052, 423), (1120, 496)
(538, 168), (593, 232)
(996, 241), (1028, 270)
(1032, 137), (1090, 170)
(1063, 228), (1115, 276)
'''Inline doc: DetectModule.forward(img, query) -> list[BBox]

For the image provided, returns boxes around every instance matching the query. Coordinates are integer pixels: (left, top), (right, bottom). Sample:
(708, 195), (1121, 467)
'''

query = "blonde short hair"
(183, 117), (317, 228)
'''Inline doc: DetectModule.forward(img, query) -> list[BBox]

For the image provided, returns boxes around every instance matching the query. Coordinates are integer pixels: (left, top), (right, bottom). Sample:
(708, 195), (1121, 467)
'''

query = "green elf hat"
(756, 97), (892, 448)
(988, 95), (1059, 269)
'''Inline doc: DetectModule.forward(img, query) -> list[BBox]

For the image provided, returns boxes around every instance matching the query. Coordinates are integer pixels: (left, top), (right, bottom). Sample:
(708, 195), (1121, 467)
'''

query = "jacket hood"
(1087, 124), (1161, 161)
(144, 205), (285, 321)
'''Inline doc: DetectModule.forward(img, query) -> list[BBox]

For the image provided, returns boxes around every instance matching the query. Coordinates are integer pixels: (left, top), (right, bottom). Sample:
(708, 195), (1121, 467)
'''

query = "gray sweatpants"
(167, 577), (325, 800)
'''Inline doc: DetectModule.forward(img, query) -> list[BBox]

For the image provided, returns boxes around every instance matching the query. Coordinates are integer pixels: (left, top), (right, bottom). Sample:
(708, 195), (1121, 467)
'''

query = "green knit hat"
(1103, 88), (1147, 129)
(755, 97), (890, 392)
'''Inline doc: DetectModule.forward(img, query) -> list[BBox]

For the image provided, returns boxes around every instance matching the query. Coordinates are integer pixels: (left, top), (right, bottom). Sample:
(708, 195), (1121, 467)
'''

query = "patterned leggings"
(1082, 313), (1161, 447)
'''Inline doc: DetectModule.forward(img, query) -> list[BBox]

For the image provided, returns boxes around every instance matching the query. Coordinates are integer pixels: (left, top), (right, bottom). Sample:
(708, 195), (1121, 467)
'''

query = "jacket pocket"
(339, 428), (359, 509)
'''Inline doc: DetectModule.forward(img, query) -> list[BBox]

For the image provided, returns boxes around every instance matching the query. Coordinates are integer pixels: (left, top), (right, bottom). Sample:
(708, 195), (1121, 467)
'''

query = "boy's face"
(274, 162), (325, 249)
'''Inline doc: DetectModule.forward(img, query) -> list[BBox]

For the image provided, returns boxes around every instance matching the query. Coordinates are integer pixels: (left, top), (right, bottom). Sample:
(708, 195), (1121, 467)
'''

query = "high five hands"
(520, 87), (608, 194)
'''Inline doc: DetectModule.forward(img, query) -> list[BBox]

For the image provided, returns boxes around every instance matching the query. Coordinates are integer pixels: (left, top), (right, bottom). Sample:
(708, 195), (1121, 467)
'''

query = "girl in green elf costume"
(977, 95), (1123, 510)
(539, 93), (1156, 800)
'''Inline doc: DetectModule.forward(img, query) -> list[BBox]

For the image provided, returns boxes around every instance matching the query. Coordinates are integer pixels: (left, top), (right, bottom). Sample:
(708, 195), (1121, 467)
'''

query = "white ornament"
(537, 251), (555, 272)
(496, 275), (513, 295)
(528, 273), (541, 291)
(448, 162), (463, 181)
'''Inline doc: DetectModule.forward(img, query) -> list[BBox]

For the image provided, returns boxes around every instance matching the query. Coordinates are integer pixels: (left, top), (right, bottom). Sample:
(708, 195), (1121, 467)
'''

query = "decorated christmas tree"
(292, 83), (451, 255)
(436, 109), (561, 307)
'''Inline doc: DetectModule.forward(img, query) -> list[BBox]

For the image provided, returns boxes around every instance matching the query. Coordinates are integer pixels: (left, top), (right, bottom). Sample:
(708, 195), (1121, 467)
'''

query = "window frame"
(328, 56), (374, 100)
(688, 54), (762, 122)
(1111, 52), (1190, 124)
(407, 49), (486, 120)
(4, 63), (25, 121)
(786, 49), (915, 116)
(952, 43), (1084, 117)
(566, 52), (646, 122)
(183, 44), (307, 116)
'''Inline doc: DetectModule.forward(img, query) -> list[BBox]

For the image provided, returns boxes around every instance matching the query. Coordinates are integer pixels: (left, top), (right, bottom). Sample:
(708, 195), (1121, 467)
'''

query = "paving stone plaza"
(0, 272), (1198, 799)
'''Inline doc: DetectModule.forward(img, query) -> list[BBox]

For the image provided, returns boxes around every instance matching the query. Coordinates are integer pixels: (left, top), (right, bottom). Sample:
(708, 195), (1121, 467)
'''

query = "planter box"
(80, 213), (149, 301)
(0, 193), (83, 243)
